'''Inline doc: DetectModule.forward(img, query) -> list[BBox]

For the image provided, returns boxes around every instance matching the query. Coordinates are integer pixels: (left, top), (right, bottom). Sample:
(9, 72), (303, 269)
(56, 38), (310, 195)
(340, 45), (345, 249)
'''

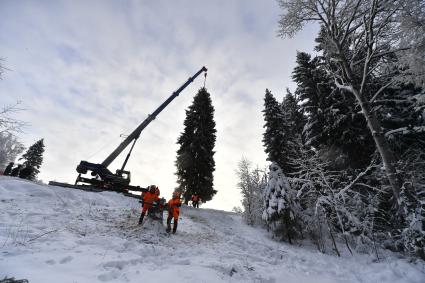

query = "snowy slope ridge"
(0, 177), (424, 283)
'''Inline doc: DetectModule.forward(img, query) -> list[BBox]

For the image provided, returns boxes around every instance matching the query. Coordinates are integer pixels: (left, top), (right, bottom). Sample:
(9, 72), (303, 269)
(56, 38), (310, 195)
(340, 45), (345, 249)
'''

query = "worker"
(138, 185), (160, 225)
(3, 162), (14, 176)
(166, 191), (182, 234)
(150, 186), (164, 220)
(191, 194), (200, 208)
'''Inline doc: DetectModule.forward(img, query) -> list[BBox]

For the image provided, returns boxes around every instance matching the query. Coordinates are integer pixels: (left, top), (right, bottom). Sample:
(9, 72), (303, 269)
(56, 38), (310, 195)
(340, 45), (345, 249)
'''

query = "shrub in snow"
(236, 158), (266, 226)
(394, 148), (425, 260)
(399, 183), (425, 259)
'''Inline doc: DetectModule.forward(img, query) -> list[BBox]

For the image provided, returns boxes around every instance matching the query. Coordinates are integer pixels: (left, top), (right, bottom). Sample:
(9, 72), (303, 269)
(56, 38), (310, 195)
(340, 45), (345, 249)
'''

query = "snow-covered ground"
(0, 177), (424, 283)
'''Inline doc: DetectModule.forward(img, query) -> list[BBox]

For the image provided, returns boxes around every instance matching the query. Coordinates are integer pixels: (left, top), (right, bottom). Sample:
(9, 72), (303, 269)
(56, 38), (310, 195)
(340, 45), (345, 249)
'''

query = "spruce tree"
(19, 138), (44, 180)
(281, 89), (305, 173)
(262, 162), (299, 242)
(292, 51), (374, 169)
(175, 88), (217, 203)
(262, 89), (288, 171)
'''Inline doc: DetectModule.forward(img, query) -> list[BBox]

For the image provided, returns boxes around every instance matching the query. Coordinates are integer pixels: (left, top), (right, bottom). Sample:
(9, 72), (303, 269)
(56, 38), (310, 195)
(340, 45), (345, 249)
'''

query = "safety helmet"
(149, 185), (156, 193)
(172, 191), (181, 199)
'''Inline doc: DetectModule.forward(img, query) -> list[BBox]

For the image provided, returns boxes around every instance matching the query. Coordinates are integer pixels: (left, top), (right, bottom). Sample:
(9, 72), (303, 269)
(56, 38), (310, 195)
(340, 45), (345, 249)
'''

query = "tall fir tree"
(175, 88), (217, 203)
(262, 89), (288, 172)
(20, 138), (45, 180)
(280, 89), (305, 173)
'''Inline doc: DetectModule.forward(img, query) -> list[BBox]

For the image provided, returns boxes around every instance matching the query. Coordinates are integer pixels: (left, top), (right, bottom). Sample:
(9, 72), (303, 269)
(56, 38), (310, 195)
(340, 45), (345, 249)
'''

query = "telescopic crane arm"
(102, 66), (207, 168)
(74, 66), (207, 190)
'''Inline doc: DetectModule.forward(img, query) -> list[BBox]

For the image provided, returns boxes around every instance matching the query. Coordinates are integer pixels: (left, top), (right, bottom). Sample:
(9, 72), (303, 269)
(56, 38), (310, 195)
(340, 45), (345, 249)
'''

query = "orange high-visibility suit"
(191, 194), (200, 208)
(166, 193), (181, 233)
(142, 191), (160, 214)
(138, 186), (160, 224)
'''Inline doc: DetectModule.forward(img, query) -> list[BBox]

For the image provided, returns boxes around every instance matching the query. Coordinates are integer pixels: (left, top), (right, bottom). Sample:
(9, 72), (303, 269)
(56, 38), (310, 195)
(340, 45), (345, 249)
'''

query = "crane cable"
(85, 135), (121, 161)
(203, 71), (207, 88)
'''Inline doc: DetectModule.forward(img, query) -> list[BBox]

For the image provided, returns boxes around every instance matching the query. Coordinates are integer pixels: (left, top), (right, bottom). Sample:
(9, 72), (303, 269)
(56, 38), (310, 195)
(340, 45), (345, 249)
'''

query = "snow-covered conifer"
(262, 89), (288, 171)
(19, 138), (44, 180)
(262, 162), (299, 242)
(292, 51), (374, 169)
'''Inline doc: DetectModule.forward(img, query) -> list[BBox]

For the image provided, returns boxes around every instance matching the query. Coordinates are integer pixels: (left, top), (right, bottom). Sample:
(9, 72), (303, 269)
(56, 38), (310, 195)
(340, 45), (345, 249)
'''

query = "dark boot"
(172, 219), (178, 234)
(138, 212), (145, 225)
(166, 215), (172, 233)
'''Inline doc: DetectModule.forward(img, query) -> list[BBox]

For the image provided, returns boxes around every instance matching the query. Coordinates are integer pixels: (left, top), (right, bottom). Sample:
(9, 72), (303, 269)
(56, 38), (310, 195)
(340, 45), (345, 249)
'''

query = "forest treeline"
(237, 0), (425, 260)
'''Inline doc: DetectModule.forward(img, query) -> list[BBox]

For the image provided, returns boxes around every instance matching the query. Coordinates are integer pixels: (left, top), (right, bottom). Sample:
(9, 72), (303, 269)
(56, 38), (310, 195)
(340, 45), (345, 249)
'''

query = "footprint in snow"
(98, 270), (120, 282)
(176, 259), (191, 265)
(45, 259), (56, 265)
(59, 255), (73, 264)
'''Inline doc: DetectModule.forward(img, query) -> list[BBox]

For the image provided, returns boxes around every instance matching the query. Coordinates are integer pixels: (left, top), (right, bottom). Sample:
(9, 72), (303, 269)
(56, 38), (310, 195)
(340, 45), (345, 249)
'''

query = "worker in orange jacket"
(139, 185), (160, 225)
(154, 186), (160, 197)
(166, 191), (182, 234)
(191, 194), (200, 208)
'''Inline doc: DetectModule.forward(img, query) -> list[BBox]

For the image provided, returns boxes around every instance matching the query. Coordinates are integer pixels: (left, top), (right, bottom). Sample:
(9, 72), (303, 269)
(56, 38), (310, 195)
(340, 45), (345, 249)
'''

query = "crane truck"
(49, 66), (208, 198)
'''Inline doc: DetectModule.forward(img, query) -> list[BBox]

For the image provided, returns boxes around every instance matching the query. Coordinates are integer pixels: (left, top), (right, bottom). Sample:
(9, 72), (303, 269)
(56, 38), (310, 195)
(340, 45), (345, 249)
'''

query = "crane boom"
(73, 66), (208, 191)
(102, 66), (207, 167)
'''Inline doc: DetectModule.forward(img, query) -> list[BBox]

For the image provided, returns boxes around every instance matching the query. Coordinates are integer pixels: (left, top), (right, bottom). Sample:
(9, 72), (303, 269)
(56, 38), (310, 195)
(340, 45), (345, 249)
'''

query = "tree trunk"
(352, 89), (401, 204)
(337, 52), (401, 205)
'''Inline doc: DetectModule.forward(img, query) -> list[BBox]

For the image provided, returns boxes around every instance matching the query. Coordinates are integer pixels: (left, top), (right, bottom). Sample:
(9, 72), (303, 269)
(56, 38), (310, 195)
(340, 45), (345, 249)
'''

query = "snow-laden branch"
(336, 161), (375, 198)
(385, 126), (425, 137)
(369, 80), (394, 103)
(334, 78), (354, 93)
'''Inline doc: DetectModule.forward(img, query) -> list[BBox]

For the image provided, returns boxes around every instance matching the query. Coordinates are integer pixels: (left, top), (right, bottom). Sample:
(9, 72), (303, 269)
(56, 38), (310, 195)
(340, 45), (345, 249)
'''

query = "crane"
(49, 66), (207, 195)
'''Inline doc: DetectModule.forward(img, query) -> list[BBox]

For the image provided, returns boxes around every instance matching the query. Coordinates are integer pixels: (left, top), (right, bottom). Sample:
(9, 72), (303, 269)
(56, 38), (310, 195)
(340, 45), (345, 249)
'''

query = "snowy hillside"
(0, 177), (424, 283)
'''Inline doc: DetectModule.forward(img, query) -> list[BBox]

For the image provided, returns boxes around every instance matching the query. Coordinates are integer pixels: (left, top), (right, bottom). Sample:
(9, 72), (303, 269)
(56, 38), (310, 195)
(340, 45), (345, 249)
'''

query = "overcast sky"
(0, 0), (317, 211)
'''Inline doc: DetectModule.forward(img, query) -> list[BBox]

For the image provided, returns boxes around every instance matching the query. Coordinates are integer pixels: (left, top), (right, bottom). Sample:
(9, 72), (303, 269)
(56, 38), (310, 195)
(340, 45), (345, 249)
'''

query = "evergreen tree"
(262, 162), (299, 243)
(280, 89), (305, 173)
(375, 84), (425, 154)
(292, 51), (374, 169)
(19, 139), (44, 180)
(278, 0), (410, 204)
(262, 89), (288, 171)
(175, 88), (216, 203)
